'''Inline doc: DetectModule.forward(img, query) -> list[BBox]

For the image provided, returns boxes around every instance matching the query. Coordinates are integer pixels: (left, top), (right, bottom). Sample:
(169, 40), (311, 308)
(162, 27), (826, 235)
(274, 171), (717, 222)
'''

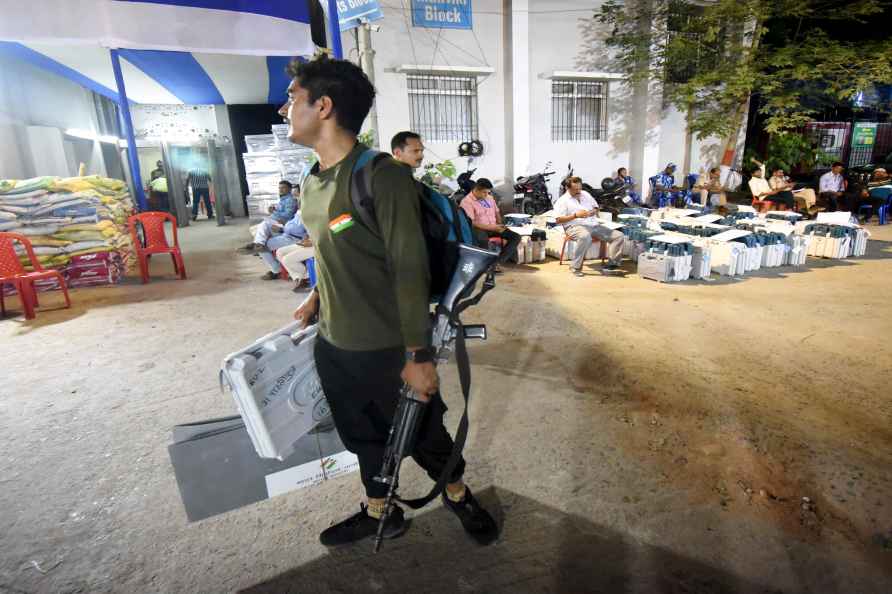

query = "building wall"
(345, 0), (744, 202)
(0, 54), (111, 180)
(343, 0), (507, 186)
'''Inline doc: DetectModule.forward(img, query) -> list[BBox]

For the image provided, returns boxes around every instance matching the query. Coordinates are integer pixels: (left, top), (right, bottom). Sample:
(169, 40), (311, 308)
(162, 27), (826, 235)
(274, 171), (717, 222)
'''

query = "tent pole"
(327, 0), (343, 59)
(109, 48), (147, 211)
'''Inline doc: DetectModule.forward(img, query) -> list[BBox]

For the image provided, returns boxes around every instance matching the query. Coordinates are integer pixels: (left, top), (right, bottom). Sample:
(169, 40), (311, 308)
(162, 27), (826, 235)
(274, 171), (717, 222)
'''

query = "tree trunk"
(682, 102), (694, 174)
(720, 16), (763, 167)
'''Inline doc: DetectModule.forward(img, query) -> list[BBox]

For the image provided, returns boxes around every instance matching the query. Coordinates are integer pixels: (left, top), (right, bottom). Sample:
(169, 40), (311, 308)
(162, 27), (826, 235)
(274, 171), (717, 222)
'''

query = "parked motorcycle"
(513, 162), (556, 215)
(448, 166), (478, 203)
(559, 163), (597, 197)
(559, 163), (631, 217)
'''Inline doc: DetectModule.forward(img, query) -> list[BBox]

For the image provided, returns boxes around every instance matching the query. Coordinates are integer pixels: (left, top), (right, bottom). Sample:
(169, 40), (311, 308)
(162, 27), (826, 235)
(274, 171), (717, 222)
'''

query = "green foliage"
(420, 160), (457, 192)
(764, 132), (820, 172)
(357, 129), (376, 147)
(596, 0), (892, 139)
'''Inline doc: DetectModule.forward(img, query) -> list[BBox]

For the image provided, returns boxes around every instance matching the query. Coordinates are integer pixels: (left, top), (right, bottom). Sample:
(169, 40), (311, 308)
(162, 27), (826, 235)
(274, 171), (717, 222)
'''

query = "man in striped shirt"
(187, 166), (213, 221)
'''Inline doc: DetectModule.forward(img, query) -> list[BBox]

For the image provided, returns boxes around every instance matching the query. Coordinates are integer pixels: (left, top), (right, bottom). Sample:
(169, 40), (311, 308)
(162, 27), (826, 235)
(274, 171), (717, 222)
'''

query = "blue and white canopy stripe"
(0, 0), (313, 105)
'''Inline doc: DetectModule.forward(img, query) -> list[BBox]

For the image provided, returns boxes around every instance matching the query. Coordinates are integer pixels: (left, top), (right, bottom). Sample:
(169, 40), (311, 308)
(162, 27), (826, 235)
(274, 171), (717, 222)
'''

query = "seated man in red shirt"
(459, 178), (520, 269)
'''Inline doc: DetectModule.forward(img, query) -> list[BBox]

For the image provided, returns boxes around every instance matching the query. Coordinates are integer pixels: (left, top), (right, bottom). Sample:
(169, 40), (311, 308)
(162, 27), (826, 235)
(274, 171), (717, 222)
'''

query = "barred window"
(407, 74), (478, 143)
(551, 80), (608, 142)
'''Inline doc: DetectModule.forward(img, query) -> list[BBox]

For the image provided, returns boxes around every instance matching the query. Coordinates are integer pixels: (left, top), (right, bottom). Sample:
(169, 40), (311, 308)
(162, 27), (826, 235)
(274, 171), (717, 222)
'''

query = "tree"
(596, 0), (892, 168)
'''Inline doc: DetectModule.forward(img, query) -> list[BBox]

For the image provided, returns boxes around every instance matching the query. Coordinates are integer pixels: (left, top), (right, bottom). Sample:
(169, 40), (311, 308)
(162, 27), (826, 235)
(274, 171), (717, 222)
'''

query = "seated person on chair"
(553, 177), (625, 277)
(769, 167), (818, 214)
(842, 179), (887, 223)
(867, 168), (891, 189)
(693, 167), (727, 207)
(764, 166), (795, 210)
(459, 178), (520, 268)
(257, 210), (314, 287)
(614, 167), (642, 205)
(818, 162), (846, 211)
(651, 163), (687, 207)
(241, 180), (298, 253)
(748, 160), (780, 210)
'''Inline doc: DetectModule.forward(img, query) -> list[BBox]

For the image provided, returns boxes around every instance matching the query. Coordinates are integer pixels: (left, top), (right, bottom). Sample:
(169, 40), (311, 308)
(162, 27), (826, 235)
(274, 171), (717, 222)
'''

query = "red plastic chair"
(127, 212), (186, 284)
(0, 232), (71, 320)
(751, 196), (775, 213)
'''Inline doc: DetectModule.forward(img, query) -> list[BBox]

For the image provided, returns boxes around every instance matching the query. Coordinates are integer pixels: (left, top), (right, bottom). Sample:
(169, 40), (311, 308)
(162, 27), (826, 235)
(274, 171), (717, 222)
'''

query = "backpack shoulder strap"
(350, 148), (390, 236)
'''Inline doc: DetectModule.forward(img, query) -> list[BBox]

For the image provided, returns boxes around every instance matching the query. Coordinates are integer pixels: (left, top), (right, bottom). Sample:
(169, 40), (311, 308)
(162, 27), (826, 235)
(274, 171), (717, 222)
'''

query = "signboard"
(336, 0), (383, 32)
(852, 123), (877, 148)
(411, 0), (473, 29)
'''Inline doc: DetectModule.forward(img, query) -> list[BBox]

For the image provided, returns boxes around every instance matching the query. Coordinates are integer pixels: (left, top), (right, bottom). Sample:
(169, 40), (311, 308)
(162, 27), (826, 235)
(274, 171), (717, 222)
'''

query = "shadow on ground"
(240, 488), (768, 594)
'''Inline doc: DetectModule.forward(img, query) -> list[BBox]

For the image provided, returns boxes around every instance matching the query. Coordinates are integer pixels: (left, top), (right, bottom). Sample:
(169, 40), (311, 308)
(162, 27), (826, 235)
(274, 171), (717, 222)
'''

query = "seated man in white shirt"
(747, 159), (778, 211)
(818, 162), (846, 211)
(553, 177), (625, 276)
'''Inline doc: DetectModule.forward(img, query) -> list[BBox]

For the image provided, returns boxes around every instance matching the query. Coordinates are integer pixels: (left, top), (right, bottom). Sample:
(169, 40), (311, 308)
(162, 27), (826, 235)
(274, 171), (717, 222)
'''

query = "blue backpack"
(349, 148), (475, 298)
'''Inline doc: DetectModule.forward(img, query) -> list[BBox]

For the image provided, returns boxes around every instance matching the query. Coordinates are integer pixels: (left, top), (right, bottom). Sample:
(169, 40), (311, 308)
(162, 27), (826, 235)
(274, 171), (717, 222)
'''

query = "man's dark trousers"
(314, 336), (465, 499)
(192, 188), (213, 218)
(476, 228), (521, 263)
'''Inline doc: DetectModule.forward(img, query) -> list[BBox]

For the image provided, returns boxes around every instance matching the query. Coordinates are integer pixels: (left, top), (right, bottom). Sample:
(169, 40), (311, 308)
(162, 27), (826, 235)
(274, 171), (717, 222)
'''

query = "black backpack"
(348, 148), (475, 299)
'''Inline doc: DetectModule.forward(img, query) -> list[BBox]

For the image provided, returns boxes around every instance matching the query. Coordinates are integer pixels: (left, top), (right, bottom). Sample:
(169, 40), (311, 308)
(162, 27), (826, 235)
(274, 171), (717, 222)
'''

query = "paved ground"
(1, 218), (890, 594)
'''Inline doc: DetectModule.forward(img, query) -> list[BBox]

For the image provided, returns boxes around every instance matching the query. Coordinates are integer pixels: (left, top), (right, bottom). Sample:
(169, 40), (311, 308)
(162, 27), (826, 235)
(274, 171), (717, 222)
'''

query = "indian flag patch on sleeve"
(328, 214), (354, 234)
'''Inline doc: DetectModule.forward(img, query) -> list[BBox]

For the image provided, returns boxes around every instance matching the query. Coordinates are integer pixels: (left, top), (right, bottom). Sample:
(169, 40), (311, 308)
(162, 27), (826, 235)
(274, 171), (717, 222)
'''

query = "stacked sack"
(0, 175), (135, 292)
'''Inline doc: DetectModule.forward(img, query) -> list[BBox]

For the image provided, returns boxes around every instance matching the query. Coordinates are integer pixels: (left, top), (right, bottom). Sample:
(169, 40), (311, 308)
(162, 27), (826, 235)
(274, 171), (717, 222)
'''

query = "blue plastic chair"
(648, 176), (671, 208)
(306, 257), (317, 287)
(867, 187), (892, 225)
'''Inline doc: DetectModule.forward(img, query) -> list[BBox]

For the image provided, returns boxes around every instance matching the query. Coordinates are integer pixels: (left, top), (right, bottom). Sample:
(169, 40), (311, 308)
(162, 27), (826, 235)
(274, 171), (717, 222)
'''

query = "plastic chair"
(868, 187), (892, 225)
(127, 212), (186, 284)
(558, 235), (606, 265)
(0, 232), (71, 320)
(306, 257), (317, 287)
(751, 195), (775, 213)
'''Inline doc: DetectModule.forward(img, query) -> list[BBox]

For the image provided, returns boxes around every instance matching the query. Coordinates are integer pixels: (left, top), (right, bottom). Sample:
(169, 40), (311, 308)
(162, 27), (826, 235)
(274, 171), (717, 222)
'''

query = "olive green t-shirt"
(301, 143), (431, 351)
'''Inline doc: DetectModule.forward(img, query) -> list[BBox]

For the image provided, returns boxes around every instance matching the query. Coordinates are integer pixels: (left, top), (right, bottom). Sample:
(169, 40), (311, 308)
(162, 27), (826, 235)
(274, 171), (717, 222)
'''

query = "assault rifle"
(372, 243), (499, 552)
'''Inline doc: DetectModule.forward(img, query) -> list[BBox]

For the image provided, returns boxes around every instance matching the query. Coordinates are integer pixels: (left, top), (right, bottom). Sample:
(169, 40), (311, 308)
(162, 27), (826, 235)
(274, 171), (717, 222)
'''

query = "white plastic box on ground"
(515, 236), (546, 264)
(708, 240), (747, 276)
(637, 252), (678, 282)
(221, 323), (331, 460)
(690, 240), (712, 279)
(545, 228), (604, 261)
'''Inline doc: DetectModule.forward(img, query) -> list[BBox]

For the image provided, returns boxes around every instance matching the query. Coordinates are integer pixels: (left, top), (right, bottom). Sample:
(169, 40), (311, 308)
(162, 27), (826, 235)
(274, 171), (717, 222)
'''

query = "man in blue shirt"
(650, 163), (687, 207)
(241, 180), (298, 253)
(614, 167), (641, 205)
(258, 210), (314, 286)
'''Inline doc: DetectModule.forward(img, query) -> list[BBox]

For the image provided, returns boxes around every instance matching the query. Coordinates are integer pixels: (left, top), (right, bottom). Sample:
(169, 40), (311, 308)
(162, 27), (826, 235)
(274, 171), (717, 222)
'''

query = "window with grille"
(551, 80), (608, 142)
(407, 74), (478, 143)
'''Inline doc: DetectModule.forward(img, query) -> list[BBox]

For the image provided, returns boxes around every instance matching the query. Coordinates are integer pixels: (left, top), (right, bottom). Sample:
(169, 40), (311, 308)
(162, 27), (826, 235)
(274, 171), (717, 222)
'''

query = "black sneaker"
(442, 487), (499, 545)
(319, 504), (409, 547)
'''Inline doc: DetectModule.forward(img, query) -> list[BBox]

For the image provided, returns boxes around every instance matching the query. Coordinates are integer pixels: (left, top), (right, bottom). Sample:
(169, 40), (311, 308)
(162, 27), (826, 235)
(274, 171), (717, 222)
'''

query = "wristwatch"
(406, 347), (434, 363)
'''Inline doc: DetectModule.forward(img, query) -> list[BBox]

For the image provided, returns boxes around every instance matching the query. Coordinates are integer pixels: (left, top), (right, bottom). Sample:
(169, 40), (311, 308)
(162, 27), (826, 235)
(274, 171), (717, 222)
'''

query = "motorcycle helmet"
(601, 177), (618, 191)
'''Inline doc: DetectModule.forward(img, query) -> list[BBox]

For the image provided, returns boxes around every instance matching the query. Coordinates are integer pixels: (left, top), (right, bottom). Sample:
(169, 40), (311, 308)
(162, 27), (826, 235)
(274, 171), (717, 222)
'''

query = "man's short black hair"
(286, 56), (375, 135)
(709, 167), (720, 174)
(831, 161), (845, 168)
(391, 131), (421, 153)
(279, 180), (293, 190)
(473, 178), (493, 191)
